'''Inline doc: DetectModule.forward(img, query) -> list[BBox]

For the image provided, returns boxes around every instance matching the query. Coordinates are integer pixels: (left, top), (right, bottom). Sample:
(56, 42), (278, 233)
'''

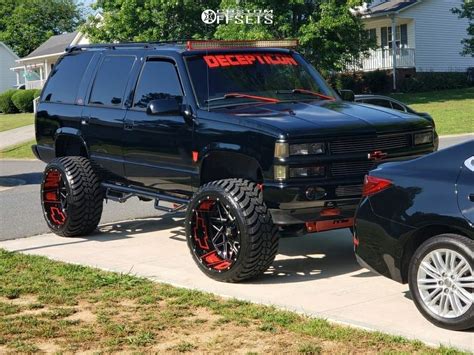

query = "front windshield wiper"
(205, 92), (280, 104)
(276, 88), (335, 101)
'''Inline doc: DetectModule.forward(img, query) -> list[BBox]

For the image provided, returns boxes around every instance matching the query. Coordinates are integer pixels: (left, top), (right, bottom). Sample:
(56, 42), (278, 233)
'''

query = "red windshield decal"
(203, 54), (298, 68)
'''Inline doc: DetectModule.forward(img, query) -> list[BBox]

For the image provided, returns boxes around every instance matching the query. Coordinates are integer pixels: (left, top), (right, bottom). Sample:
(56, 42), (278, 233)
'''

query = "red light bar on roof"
(186, 39), (298, 50)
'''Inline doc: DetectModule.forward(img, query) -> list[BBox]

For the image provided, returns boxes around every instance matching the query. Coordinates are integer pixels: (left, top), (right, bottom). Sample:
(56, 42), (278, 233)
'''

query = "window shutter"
(401, 24), (408, 46)
(381, 27), (388, 48)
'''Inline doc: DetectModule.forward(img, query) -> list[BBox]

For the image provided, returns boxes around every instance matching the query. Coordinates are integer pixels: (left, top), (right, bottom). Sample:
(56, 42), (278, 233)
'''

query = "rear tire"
(186, 179), (279, 282)
(41, 156), (103, 237)
(408, 234), (474, 330)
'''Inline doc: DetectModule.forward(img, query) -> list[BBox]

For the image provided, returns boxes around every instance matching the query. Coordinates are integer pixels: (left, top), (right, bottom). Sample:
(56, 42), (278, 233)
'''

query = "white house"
(10, 31), (89, 89)
(352, 0), (474, 73)
(0, 42), (23, 92)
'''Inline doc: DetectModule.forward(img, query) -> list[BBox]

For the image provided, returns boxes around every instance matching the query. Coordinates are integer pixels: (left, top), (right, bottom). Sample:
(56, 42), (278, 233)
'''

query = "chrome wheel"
(417, 248), (474, 318)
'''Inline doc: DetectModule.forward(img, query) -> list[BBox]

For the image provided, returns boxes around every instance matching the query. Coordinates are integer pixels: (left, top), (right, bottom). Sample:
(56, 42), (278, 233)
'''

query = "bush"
(328, 70), (471, 94)
(32, 88), (42, 98)
(399, 72), (470, 92)
(327, 70), (391, 94)
(11, 89), (37, 113)
(0, 89), (19, 113)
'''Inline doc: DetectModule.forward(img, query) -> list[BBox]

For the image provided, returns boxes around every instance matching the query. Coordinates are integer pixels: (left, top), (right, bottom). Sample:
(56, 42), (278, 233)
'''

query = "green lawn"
(390, 88), (474, 135)
(0, 250), (464, 354)
(0, 139), (36, 159)
(0, 113), (34, 132)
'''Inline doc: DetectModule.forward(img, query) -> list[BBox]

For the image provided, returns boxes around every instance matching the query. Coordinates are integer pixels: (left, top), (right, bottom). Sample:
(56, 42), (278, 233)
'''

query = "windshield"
(185, 52), (336, 108)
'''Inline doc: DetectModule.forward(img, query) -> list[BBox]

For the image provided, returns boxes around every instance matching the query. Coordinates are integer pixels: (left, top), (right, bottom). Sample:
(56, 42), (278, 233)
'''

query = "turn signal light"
(362, 175), (392, 196)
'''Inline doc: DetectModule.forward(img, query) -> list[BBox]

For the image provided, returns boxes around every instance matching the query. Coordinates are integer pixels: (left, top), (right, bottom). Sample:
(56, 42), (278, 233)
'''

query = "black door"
(123, 58), (196, 193)
(458, 156), (474, 224)
(81, 54), (137, 177)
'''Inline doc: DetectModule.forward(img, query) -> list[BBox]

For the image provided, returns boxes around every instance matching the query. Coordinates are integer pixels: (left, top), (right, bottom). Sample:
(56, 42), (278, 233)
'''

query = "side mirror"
(338, 89), (355, 102)
(146, 97), (181, 115)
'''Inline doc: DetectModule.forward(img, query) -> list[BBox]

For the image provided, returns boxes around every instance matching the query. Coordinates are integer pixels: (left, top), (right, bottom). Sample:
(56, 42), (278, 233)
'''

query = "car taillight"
(362, 175), (392, 196)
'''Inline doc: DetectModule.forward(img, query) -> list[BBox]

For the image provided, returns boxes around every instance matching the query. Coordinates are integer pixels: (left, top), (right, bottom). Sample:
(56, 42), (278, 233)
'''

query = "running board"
(102, 182), (189, 213)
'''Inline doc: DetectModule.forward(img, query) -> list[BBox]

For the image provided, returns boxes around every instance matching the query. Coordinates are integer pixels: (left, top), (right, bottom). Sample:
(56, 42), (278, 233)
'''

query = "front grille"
(331, 160), (375, 177)
(330, 134), (410, 154)
(335, 184), (363, 197)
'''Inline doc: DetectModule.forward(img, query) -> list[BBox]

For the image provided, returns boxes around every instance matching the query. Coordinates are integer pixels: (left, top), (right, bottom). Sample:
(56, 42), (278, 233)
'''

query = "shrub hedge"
(0, 89), (19, 114)
(328, 70), (472, 94)
(11, 89), (37, 113)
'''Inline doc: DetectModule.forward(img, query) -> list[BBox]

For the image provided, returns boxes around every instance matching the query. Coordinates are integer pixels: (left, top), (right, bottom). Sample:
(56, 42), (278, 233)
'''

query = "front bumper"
(263, 179), (361, 229)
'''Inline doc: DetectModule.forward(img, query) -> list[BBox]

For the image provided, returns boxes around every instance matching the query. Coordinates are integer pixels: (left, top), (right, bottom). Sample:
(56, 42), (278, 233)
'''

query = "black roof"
(359, 0), (418, 16)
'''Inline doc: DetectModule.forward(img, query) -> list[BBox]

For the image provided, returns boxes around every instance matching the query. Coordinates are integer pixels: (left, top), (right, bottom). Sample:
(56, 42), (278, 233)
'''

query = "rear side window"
(42, 52), (94, 104)
(89, 55), (135, 107)
(133, 60), (183, 109)
(366, 99), (392, 109)
(390, 101), (405, 112)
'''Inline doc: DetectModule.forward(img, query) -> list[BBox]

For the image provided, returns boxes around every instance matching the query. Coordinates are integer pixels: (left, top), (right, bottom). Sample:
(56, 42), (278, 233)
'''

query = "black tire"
(185, 179), (279, 282)
(41, 156), (103, 237)
(408, 234), (474, 330)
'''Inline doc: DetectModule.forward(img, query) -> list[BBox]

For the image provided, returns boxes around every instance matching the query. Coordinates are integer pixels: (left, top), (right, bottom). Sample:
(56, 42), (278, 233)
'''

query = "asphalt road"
(0, 134), (472, 241)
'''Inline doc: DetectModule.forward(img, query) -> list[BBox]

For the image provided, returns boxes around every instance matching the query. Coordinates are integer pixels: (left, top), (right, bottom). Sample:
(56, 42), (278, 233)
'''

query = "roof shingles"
(23, 31), (77, 59)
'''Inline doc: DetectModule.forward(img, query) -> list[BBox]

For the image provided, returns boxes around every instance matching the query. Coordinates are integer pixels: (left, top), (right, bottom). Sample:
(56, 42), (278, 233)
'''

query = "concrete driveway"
(1, 217), (472, 352)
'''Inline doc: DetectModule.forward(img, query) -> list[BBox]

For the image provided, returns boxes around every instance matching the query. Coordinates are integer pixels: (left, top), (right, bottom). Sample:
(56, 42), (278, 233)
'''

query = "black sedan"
(354, 140), (473, 330)
(354, 94), (434, 122)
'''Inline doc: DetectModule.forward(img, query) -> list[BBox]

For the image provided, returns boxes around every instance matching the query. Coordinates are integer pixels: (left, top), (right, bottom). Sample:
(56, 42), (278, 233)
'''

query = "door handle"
(81, 116), (90, 126)
(469, 194), (474, 202)
(124, 119), (134, 130)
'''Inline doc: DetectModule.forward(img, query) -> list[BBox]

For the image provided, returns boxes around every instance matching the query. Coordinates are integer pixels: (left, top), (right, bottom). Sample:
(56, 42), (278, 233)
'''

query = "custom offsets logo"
(201, 9), (273, 25)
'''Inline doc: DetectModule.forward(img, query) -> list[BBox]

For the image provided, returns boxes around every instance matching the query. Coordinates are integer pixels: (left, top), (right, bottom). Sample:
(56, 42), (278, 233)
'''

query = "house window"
(381, 24), (408, 49)
(366, 28), (377, 43)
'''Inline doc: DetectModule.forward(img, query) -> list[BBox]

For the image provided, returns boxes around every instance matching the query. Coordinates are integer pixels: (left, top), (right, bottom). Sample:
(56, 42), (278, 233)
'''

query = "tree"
(452, 1), (474, 57)
(214, 0), (375, 71)
(0, 0), (83, 57)
(82, 0), (374, 72)
(82, 0), (221, 42)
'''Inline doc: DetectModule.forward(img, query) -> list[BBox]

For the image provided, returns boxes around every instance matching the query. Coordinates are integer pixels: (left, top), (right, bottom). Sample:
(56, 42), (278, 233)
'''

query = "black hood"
(210, 100), (433, 139)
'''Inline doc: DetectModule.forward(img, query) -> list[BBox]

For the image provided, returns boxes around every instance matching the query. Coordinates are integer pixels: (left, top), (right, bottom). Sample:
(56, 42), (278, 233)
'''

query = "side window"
(133, 60), (183, 109)
(367, 99), (392, 109)
(89, 55), (135, 106)
(390, 101), (405, 112)
(42, 52), (94, 104)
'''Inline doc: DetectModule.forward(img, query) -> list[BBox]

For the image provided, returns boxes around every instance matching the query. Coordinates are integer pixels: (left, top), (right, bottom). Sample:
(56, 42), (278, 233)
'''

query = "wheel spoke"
(454, 285), (473, 304)
(431, 251), (446, 273)
(419, 261), (441, 279)
(456, 276), (474, 289)
(450, 292), (463, 316)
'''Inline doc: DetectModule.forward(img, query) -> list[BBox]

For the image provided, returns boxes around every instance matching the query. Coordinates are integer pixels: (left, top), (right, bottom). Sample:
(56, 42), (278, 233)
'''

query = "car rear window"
(41, 51), (94, 104)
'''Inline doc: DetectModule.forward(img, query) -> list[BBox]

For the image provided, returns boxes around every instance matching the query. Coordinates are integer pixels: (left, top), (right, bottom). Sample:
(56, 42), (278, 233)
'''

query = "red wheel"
(40, 157), (103, 237)
(186, 179), (279, 282)
(190, 198), (241, 272)
(42, 168), (68, 228)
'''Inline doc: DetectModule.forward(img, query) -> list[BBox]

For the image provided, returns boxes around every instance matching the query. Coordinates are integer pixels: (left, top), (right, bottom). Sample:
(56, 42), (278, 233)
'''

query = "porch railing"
(347, 48), (415, 71)
(25, 79), (45, 89)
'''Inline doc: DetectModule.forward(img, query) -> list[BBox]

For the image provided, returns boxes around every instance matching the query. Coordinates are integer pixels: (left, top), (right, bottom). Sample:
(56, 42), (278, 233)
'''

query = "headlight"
(414, 131), (433, 145)
(274, 165), (288, 181)
(289, 143), (325, 155)
(274, 142), (289, 159)
(289, 166), (325, 178)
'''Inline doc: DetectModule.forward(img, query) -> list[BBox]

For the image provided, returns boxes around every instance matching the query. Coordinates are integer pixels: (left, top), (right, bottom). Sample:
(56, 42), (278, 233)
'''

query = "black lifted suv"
(34, 40), (438, 282)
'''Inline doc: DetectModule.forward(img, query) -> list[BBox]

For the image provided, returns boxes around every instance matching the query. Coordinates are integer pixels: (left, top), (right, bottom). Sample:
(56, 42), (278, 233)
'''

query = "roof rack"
(66, 40), (187, 52)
